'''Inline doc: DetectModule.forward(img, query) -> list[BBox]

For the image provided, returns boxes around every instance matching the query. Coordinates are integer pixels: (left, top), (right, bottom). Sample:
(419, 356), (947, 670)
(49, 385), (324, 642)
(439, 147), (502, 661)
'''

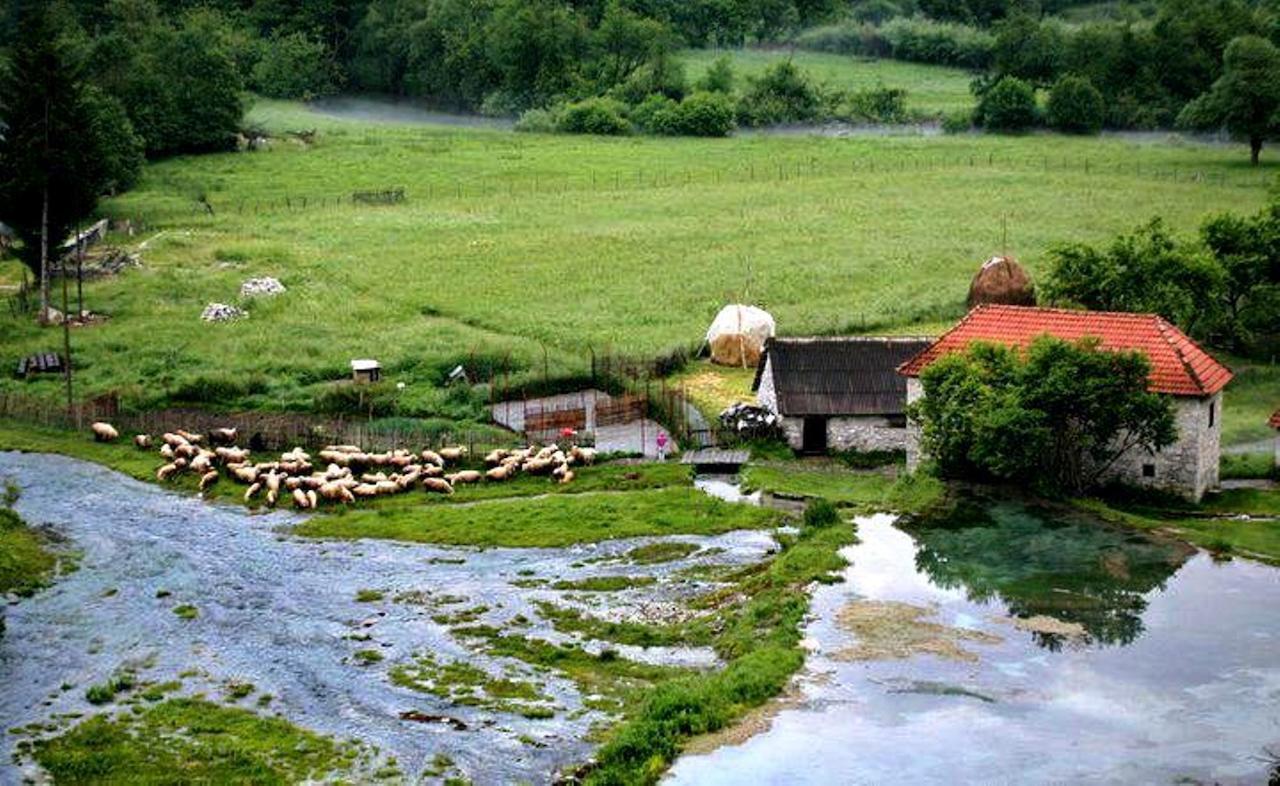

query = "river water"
(669, 501), (1280, 785)
(0, 452), (778, 783)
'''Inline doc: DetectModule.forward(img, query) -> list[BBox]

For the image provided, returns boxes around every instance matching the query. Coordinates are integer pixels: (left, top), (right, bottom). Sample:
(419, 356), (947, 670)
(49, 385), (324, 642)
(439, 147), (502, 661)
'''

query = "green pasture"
(1, 99), (1273, 426)
(678, 48), (978, 116)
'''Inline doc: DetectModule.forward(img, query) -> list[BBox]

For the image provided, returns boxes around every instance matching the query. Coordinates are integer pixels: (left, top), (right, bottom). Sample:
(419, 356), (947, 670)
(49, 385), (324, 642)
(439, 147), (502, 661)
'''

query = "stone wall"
(759, 357), (910, 452)
(903, 380), (1222, 501)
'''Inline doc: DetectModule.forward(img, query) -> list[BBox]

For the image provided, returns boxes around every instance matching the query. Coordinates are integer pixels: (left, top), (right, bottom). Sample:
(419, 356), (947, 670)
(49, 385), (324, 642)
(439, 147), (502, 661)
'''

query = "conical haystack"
(706, 304), (776, 368)
(967, 255), (1036, 309)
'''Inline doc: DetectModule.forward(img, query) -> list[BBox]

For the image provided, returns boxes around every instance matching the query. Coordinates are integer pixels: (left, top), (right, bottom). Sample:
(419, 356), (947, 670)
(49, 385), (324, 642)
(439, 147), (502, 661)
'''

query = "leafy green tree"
(556, 96), (630, 135)
(485, 0), (586, 109)
(974, 75), (1037, 131)
(1201, 199), (1280, 351)
(670, 90), (736, 136)
(736, 60), (821, 126)
(1046, 74), (1104, 133)
(1178, 35), (1280, 165)
(0, 1), (140, 320)
(695, 54), (735, 93)
(1044, 218), (1225, 337)
(590, 1), (671, 90)
(251, 30), (340, 99)
(912, 338), (1177, 493)
(992, 13), (1066, 88)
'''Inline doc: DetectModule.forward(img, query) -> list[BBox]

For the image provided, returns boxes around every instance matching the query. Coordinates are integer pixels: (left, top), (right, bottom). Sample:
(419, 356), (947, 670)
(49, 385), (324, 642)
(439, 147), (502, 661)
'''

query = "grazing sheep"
(162, 432), (188, 448)
(266, 488), (278, 507)
(175, 429), (203, 445)
(233, 466), (259, 484)
(422, 476), (454, 495)
(91, 422), (120, 442)
(245, 482), (262, 502)
(307, 489), (318, 509)
(438, 446), (467, 464)
(361, 472), (389, 484)
(134, 434), (152, 449)
(174, 442), (197, 460)
(420, 463), (444, 478)
(485, 464), (515, 482)
(156, 463), (179, 481)
(484, 449), (509, 466)
(523, 458), (554, 475)
(570, 446), (597, 465)
(209, 427), (238, 445)
(375, 480), (400, 496)
(446, 470), (482, 485)
(397, 469), (421, 490)
(172, 457), (188, 470)
(559, 469), (575, 485)
(292, 488), (310, 509)
(215, 447), (250, 464)
(352, 483), (379, 498)
(420, 449), (444, 467)
(199, 470), (219, 491)
(159, 443), (175, 461)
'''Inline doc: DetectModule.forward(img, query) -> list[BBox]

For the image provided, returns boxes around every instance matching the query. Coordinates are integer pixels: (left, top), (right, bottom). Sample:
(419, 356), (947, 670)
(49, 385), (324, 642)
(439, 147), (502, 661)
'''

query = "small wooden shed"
(351, 359), (382, 384)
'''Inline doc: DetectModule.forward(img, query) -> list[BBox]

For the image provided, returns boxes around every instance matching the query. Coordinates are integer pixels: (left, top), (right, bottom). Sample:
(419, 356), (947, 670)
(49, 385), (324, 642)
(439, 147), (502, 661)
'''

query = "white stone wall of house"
(778, 417), (804, 449)
(905, 377), (925, 471)
(827, 417), (912, 452)
(756, 357), (779, 412)
(1098, 393), (1220, 502)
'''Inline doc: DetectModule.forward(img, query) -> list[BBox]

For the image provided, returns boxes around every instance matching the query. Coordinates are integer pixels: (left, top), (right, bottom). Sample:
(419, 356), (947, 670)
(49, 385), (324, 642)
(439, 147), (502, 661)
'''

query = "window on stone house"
(887, 415), (907, 429)
(1142, 464), (1156, 478)
(1208, 401), (1215, 428)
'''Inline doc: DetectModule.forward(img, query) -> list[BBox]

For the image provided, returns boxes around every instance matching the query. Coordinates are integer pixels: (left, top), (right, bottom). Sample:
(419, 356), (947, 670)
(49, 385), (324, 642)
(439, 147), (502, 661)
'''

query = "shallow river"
(0, 453), (778, 783)
(669, 501), (1280, 785)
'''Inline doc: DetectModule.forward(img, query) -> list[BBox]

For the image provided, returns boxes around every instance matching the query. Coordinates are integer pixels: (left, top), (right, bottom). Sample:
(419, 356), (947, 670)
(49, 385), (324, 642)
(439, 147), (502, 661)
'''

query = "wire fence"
(109, 151), (1275, 224)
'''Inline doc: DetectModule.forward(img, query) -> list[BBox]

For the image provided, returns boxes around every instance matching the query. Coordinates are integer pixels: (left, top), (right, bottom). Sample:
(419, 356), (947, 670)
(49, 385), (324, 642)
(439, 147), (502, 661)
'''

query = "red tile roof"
(1270, 409), (1280, 430)
(898, 305), (1233, 397)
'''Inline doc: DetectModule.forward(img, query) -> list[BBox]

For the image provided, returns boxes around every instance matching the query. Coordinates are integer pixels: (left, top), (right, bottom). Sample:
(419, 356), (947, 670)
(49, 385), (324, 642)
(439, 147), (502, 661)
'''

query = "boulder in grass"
(967, 255), (1036, 309)
(201, 303), (247, 322)
(706, 304), (776, 368)
(240, 277), (286, 297)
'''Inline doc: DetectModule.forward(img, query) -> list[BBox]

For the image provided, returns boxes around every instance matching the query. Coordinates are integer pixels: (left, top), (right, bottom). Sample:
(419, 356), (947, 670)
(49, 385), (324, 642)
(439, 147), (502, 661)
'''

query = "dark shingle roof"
(754, 337), (933, 416)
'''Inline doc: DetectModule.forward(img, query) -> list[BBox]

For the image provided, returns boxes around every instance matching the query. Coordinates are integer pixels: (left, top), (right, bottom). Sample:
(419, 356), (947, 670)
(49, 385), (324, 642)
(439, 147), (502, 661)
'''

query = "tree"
(590, 1), (670, 91)
(1046, 74), (1104, 134)
(1177, 35), (1280, 165)
(974, 75), (1037, 131)
(251, 30), (340, 99)
(0, 1), (134, 322)
(695, 54), (735, 93)
(485, 0), (586, 109)
(912, 337), (1177, 493)
(1043, 218), (1225, 338)
(1201, 199), (1280, 351)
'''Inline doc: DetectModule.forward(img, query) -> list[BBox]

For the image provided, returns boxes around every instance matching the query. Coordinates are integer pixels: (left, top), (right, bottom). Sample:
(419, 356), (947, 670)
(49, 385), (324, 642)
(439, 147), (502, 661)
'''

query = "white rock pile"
(201, 303), (247, 322)
(240, 277), (286, 297)
(719, 402), (780, 439)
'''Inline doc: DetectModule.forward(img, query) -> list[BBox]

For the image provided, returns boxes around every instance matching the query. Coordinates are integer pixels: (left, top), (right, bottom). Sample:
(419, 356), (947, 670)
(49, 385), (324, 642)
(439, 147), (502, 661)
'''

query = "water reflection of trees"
(904, 501), (1188, 649)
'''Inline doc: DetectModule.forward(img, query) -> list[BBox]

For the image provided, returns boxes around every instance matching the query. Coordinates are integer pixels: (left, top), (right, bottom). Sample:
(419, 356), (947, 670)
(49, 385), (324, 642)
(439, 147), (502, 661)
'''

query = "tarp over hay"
(706, 304), (776, 367)
(967, 255), (1036, 309)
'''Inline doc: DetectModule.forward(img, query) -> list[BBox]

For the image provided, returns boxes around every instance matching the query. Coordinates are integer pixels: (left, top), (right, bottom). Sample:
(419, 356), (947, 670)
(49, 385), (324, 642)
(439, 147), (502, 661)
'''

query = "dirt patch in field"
(833, 600), (1002, 663)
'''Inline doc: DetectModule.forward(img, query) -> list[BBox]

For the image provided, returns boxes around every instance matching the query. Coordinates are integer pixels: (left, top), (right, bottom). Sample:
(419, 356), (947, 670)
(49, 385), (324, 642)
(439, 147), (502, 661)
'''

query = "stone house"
(753, 337), (932, 454)
(1270, 409), (1280, 469)
(898, 305), (1234, 502)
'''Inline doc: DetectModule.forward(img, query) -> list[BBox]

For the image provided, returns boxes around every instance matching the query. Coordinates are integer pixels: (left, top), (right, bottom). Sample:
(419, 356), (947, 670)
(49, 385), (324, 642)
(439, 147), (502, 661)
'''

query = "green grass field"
(678, 49), (978, 116)
(1, 99), (1274, 429)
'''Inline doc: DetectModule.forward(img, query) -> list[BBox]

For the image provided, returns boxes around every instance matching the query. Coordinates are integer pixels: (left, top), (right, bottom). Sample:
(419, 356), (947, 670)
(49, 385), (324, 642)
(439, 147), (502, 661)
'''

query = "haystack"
(706, 304), (776, 367)
(967, 255), (1036, 309)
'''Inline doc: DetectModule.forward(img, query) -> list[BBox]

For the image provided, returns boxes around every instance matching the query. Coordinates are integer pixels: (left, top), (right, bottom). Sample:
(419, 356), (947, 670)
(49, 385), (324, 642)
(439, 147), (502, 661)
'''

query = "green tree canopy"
(1046, 74), (1104, 134)
(1177, 35), (1280, 165)
(912, 337), (1177, 493)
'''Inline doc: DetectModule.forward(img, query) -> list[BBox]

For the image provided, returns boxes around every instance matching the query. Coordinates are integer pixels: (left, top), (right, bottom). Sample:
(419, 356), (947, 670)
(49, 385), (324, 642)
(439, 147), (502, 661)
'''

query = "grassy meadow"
(0, 98), (1274, 428)
(678, 48), (978, 116)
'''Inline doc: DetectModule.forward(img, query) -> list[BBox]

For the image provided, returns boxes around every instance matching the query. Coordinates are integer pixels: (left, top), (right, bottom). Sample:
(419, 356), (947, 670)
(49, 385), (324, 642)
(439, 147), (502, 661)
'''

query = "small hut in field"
(967, 255), (1036, 309)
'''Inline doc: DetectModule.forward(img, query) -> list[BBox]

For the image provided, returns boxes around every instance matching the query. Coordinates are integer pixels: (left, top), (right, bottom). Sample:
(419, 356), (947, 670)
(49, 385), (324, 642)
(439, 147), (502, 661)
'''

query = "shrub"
(974, 76), (1038, 131)
(1046, 75), (1104, 134)
(695, 55), (735, 93)
(838, 87), (910, 123)
(629, 93), (679, 134)
(737, 61), (822, 127)
(803, 498), (840, 528)
(941, 108), (973, 133)
(794, 22), (888, 57)
(879, 17), (995, 69)
(670, 91), (736, 136)
(556, 98), (631, 135)
(514, 107), (560, 133)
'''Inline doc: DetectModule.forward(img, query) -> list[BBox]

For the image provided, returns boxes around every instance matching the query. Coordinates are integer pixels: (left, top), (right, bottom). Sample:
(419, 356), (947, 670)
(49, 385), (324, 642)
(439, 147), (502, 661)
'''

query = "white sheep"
(91, 422), (119, 442)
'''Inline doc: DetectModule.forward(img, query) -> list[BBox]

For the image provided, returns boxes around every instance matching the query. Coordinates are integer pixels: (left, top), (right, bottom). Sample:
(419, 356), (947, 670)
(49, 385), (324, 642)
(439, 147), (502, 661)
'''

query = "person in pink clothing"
(656, 431), (668, 461)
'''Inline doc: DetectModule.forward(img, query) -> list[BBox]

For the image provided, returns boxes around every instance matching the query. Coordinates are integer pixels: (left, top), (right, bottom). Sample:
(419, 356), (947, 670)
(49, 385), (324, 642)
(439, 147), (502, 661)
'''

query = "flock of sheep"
(89, 421), (596, 510)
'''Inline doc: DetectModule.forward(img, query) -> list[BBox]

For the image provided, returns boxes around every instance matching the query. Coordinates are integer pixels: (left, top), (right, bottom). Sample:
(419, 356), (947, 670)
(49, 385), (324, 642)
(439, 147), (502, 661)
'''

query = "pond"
(668, 500), (1280, 785)
(0, 453), (779, 783)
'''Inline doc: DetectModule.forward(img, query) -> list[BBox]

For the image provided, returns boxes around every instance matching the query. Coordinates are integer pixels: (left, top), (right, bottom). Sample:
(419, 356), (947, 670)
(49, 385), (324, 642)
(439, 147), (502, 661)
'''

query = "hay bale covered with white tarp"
(706, 305), (776, 367)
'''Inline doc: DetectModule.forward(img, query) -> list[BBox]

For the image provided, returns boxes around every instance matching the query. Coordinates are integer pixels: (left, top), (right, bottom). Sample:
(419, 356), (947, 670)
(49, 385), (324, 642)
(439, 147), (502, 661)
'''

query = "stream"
(668, 501), (1280, 785)
(4, 454), (1279, 784)
(0, 453), (778, 783)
